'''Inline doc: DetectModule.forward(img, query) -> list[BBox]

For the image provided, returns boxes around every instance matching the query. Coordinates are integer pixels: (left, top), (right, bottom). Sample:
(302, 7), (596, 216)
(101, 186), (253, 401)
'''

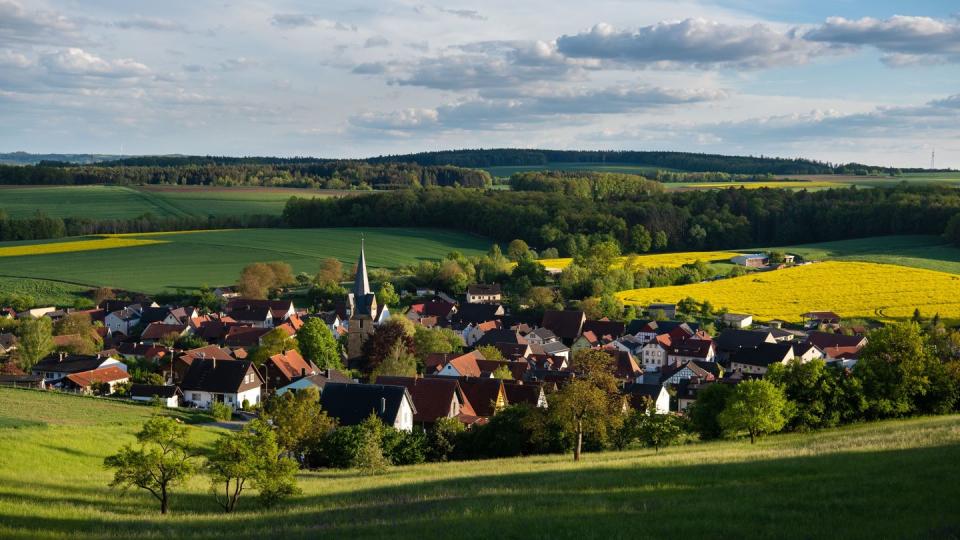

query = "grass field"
(617, 261), (960, 322)
(0, 228), (491, 293)
(1, 388), (959, 539)
(775, 172), (960, 188)
(0, 185), (355, 219)
(778, 235), (960, 275)
(537, 251), (743, 271)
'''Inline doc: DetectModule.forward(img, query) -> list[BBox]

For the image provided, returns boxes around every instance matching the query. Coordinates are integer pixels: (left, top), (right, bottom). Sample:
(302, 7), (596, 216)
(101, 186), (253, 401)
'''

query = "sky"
(1, 0), (959, 167)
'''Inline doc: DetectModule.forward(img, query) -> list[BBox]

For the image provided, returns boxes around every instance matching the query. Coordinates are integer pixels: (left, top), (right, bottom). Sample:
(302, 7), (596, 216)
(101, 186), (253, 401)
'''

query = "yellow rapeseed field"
(675, 181), (842, 190)
(538, 251), (743, 271)
(0, 237), (167, 257)
(616, 261), (960, 322)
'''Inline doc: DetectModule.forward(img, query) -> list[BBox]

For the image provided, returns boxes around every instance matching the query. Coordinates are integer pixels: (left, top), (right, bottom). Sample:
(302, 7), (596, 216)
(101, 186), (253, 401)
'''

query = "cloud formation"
(556, 19), (836, 69)
(805, 16), (960, 66)
(270, 13), (356, 31)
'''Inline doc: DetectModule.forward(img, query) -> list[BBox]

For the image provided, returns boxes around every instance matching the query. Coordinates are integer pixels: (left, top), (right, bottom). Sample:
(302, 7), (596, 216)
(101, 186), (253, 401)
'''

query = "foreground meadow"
(1, 388), (958, 539)
(617, 261), (960, 322)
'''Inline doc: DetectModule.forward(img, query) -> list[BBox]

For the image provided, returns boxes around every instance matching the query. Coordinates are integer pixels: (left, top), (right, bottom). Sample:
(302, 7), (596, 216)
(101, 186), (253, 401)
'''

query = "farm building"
(130, 384), (182, 407)
(722, 313), (753, 328)
(647, 303), (677, 319)
(731, 253), (769, 267)
(466, 283), (502, 304)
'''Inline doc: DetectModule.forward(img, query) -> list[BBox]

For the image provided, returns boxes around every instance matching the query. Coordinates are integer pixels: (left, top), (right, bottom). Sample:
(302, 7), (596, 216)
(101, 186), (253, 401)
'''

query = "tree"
(718, 380), (789, 444)
(413, 325), (461, 364)
(687, 383), (733, 440)
(248, 327), (299, 366)
(427, 417), (465, 462)
(174, 334), (207, 351)
(371, 342), (418, 381)
(377, 281), (399, 306)
(238, 262), (294, 299)
(206, 419), (300, 512)
(16, 316), (53, 370)
(354, 413), (390, 474)
(308, 279), (346, 310)
(855, 322), (937, 418)
(54, 312), (101, 353)
(491, 365), (513, 379)
(92, 287), (115, 305)
(263, 387), (336, 467)
(767, 359), (840, 431)
(636, 406), (683, 452)
(297, 318), (341, 370)
(476, 344), (504, 361)
(104, 416), (196, 514)
(630, 224), (652, 253)
(575, 240), (620, 277)
(652, 230), (668, 251)
(315, 258), (344, 285)
(549, 349), (624, 461)
(362, 319), (414, 372)
(507, 239), (531, 261)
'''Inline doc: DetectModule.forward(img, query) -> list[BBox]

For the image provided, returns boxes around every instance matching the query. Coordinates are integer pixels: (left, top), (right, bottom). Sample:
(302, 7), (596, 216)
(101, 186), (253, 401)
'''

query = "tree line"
(365, 148), (917, 176)
(0, 160), (491, 189)
(284, 184), (960, 256)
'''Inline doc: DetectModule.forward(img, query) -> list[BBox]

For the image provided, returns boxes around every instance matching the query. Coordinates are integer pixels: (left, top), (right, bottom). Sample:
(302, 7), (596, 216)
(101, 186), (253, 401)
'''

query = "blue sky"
(1, 0), (959, 167)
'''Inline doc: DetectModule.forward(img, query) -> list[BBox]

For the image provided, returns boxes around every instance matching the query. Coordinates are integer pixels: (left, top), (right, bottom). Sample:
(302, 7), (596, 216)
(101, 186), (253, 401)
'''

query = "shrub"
(210, 402), (233, 422)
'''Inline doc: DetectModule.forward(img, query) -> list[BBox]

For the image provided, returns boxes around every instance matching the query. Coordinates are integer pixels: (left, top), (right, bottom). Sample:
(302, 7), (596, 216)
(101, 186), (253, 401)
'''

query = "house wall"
(393, 398), (415, 432)
(132, 395), (179, 407)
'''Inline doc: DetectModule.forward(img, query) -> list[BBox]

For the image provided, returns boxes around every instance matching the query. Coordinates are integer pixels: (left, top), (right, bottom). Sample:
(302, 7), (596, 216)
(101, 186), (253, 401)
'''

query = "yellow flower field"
(0, 237), (167, 257)
(675, 181), (842, 190)
(538, 251), (743, 271)
(616, 261), (960, 322)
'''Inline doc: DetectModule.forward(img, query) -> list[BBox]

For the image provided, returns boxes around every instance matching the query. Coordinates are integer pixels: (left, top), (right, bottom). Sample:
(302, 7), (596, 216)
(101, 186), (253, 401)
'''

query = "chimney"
(58, 352), (64, 363)
(301, 367), (306, 377)
(380, 397), (386, 414)
(212, 357), (216, 369)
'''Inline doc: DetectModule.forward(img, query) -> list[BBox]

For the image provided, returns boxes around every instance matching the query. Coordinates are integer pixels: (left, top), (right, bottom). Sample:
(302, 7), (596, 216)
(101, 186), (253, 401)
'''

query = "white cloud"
(41, 48), (149, 78)
(269, 13), (356, 31)
(556, 19), (839, 69)
(0, 0), (77, 46)
(805, 16), (960, 66)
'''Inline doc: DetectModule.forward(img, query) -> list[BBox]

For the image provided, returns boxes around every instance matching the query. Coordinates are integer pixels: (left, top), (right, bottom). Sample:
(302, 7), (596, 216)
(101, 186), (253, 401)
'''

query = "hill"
(1, 387), (958, 538)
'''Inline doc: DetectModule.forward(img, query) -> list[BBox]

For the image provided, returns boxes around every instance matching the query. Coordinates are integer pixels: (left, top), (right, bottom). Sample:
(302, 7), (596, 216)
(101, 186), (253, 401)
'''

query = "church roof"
(353, 237), (371, 300)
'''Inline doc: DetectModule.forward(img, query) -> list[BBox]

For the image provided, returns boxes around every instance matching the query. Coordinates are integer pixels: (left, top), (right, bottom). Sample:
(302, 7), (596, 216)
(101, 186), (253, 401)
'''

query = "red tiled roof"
(65, 366), (128, 388)
(267, 349), (314, 380)
(141, 323), (187, 341)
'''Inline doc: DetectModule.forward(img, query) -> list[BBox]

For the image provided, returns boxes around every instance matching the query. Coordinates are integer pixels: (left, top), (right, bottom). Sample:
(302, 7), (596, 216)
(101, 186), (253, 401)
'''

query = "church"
(346, 238), (390, 363)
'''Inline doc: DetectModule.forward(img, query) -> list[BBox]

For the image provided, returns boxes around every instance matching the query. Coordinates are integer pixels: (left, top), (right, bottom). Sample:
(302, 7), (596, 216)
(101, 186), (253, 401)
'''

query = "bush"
(382, 428), (427, 465)
(427, 417), (465, 462)
(241, 399), (251, 411)
(210, 402), (233, 422)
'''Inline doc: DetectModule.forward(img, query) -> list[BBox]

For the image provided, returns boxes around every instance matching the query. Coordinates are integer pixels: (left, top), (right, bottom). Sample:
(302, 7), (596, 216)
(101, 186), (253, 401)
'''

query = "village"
(0, 241), (869, 436)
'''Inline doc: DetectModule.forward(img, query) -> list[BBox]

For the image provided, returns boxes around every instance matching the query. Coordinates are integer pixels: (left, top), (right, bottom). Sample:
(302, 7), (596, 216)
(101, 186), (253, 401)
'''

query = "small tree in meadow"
(719, 380), (789, 444)
(104, 416), (197, 514)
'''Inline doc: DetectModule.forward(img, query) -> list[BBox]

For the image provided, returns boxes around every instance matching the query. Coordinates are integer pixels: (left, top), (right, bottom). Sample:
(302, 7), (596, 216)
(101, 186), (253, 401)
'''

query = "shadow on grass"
(1, 444), (959, 539)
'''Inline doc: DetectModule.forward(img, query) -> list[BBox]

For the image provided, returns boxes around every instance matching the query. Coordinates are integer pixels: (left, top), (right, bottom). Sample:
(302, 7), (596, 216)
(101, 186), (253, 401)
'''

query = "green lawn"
(0, 227), (491, 293)
(0, 185), (354, 219)
(1, 387), (958, 539)
(774, 235), (960, 274)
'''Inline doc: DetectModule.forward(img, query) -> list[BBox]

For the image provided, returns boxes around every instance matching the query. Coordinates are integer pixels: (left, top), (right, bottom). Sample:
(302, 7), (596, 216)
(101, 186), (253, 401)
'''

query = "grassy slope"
(777, 235), (960, 274)
(0, 185), (347, 219)
(1, 388), (959, 539)
(0, 228), (491, 293)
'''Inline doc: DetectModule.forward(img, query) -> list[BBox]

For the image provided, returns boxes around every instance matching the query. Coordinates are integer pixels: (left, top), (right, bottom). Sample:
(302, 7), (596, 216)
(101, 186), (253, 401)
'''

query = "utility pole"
(931, 148), (936, 170)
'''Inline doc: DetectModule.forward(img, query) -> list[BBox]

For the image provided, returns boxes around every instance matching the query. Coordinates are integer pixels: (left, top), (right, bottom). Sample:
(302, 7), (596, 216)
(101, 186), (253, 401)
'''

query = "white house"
(628, 384), (671, 414)
(32, 354), (126, 384)
(180, 358), (263, 410)
(130, 384), (182, 408)
(105, 304), (143, 336)
(320, 382), (418, 432)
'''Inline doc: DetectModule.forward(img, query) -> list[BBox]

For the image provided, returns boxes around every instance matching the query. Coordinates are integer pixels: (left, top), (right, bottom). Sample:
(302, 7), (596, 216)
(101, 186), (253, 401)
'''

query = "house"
(436, 352), (488, 377)
(667, 338), (716, 364)
(466, 284), (502, 304)
(229, 307), (274, 328)
(376, 376), (479, 424)
(731, 253), (769, 267)
(227, 298), (296, 322)
(140, 323), (191, 344)
(16, 306), (57, 319)
(661, 360), (718, 385)
(714, 329), (777, 360)
(625, 383), (671, 414)
(524, 327), (558, 345)
(224, 326), (272, 348)
(722, 313), (753, 329)
(676, 377), (714, 411)
(32, 353), (126, 383)
(213, 286), (240, 299)
(263, 349), (317, 391)
(728, 342), (796, 375)
(604, 349), (642, 382)
(541, 309), (586, 344)
(452, 377), (508, 417)
(625, 320), (698, 344)
(450, 303), (505, 327)
(805, 331), (867, 361)
(581, 319), (626, 341)
(275, 369), (355, 396)
(60, 365), (130, 394)
(461, 320), (499, 347)
(320, 382), (417, 432)
(802, 311), (842, 328)
(528, 340), (570, 360)
(639, 336), (671, 370)
(105, 304), (143, 336)
(792, 342), (825, 363)
(130, 384), (182, 407)
(647, 303), (677, 319)
(502, 380), (548, 408)
(180, 358), (262, 410)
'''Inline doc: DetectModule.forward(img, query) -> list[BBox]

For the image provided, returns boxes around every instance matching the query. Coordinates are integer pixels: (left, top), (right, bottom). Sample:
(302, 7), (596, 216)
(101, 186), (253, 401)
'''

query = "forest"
(283, 184), (960, 255)
(0, 160), (492, 189)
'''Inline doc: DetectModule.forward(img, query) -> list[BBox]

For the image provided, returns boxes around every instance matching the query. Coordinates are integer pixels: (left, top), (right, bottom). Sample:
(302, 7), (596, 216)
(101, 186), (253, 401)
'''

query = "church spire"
(353, 235), (371, 299)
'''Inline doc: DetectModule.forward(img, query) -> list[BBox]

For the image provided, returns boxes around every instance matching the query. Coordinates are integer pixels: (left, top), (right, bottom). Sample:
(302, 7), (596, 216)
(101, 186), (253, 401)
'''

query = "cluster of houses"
(0, 240), (869, 434)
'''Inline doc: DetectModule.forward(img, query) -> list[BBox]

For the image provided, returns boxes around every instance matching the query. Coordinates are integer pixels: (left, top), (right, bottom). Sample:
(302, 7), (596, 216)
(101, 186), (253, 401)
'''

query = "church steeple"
(353, 235), (371, 299)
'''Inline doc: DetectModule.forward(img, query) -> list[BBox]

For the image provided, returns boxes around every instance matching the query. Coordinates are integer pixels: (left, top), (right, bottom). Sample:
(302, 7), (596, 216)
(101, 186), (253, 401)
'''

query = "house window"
(192, 393), (201, 401)
(227, 395), (233, 402)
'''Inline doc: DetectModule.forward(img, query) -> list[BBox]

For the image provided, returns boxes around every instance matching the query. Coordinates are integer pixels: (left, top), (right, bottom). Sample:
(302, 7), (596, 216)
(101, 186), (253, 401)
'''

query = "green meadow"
(1, 388), (958, 539)
(0, 185), (353, 219)
(774, 235), (960, 275)
(0, 227), (491, 294)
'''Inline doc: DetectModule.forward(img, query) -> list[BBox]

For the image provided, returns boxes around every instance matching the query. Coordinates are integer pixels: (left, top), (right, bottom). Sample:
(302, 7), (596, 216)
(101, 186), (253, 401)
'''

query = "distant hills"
(1, 149), (952, 176)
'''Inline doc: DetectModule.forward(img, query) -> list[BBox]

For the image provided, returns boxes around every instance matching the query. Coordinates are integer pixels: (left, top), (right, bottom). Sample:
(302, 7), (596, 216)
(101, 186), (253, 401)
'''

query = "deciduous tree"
(719, 380), (789, 444)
